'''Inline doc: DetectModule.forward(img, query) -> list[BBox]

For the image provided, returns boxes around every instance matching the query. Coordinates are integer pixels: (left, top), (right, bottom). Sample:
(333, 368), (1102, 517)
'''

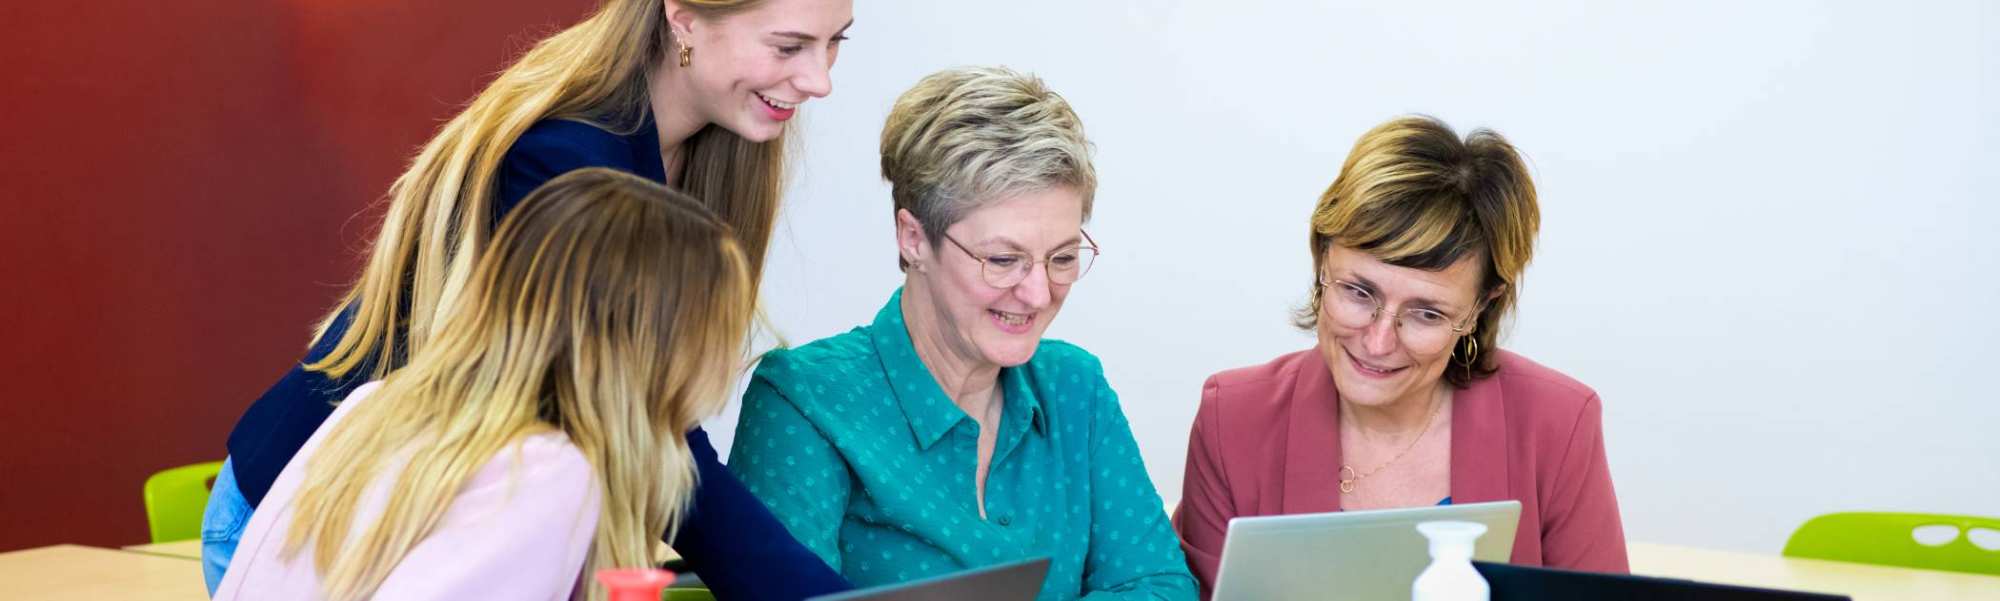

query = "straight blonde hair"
(307, 0), (779, 382)
(283, 169), (756, 601)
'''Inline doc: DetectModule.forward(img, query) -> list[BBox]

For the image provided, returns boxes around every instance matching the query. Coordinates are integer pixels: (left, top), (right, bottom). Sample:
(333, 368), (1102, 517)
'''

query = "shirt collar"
(868, 288), (1046, 450)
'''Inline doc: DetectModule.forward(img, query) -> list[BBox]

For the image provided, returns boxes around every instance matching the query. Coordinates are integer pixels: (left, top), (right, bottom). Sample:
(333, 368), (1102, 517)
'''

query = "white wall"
(708, 0), (2000, 554)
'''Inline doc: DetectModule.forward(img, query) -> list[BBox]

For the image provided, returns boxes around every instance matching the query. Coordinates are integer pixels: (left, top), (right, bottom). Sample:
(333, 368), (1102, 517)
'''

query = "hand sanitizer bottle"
(1413, 520), (1490, 601)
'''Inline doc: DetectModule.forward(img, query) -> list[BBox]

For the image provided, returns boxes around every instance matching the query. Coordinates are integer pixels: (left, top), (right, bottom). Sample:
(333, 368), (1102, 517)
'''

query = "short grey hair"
(880, 66), (1096, 270)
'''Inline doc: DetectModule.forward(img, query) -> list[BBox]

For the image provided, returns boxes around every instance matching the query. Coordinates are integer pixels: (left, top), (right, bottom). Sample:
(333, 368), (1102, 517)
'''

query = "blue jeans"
(200, 456), (253, 596)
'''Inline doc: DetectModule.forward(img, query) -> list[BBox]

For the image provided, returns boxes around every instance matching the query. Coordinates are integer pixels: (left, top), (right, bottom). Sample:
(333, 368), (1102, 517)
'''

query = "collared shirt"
(731, 289), (1196, 600)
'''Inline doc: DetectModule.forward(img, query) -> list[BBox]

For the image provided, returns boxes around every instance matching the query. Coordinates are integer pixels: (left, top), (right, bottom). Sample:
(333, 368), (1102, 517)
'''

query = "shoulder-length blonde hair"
(284, 168), (756, 601)
(307, 0), (778, 382)
(1297, 115), (1540, 387)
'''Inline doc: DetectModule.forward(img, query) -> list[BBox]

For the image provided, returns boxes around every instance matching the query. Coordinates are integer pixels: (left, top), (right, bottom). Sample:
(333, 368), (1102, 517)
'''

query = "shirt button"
(998, 515), (1013, 526)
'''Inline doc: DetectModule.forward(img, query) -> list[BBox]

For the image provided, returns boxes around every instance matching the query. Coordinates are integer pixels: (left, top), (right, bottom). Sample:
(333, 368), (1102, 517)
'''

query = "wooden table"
(122, 539), (203, 560)
(0, 544), (207, 601)
(1629, 541), (2000, 600)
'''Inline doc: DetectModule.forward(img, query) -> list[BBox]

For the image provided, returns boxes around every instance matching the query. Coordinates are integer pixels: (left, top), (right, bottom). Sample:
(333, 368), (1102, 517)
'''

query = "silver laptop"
(806, 557), (1050, 601)
(1212, 500), (1522, 601)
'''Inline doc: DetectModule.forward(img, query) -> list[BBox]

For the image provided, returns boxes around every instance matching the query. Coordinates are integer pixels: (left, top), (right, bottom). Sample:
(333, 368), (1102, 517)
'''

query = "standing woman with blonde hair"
(217, 169), (759, 600)
(206, 0), (855, 597)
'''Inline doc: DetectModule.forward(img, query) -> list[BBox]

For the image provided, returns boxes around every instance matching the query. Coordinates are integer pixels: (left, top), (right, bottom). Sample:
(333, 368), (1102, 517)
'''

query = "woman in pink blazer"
(1172, 116), (1627, 598)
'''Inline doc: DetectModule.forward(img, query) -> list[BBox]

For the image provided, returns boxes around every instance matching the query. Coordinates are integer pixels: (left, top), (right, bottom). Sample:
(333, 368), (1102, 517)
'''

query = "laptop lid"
(1474, 561), (1853, 601)
(806, 557), (1051, 601)
(1211, 500), (1522, 601)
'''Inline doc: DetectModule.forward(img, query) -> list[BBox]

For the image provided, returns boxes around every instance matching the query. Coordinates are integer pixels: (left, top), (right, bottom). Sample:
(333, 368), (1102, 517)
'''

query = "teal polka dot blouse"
(729, 289), (1197, 600)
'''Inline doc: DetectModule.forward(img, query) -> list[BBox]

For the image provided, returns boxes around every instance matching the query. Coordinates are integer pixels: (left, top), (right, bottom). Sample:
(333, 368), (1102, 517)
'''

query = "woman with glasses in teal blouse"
(728, 66), (1197, 600)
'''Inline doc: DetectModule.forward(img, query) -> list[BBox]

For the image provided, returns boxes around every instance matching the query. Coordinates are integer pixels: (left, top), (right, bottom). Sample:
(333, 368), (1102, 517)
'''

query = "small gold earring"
(678, 41), (693, 67)
(1456, 336), (1480, 368)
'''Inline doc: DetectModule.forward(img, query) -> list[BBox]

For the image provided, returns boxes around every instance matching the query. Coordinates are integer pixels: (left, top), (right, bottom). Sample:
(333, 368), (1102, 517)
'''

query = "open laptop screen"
(806, 557), (1051, 601)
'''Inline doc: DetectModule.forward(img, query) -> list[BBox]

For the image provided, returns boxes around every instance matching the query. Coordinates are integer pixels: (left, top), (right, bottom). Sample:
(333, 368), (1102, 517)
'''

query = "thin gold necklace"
(1338, 395), (1444, 494)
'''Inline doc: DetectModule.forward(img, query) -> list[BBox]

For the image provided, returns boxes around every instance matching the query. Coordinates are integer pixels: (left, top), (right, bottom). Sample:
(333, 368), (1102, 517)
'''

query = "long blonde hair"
(307, 0), (779, 381)
(284, 168), (755, 601)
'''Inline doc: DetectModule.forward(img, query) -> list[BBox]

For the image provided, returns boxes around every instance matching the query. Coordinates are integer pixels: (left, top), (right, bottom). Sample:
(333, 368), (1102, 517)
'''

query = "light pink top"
(215, 381), (602, 600)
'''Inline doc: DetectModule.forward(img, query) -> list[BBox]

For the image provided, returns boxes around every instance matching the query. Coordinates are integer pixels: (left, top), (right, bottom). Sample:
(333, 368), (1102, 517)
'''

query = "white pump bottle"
(1412, 520), (1490, 601)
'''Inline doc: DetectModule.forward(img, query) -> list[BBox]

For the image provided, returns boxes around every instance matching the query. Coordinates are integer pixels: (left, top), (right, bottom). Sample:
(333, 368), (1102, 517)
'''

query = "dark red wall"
(1, 0), (593, 551)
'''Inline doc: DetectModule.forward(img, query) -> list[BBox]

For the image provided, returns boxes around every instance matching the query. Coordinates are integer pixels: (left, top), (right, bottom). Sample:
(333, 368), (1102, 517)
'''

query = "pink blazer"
(1171, 347), (1627, 598)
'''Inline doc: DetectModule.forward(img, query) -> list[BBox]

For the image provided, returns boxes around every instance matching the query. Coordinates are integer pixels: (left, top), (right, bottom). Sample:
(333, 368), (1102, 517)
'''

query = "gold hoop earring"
(1456, 335), (1480, 368)
(678, 41), (693, 67)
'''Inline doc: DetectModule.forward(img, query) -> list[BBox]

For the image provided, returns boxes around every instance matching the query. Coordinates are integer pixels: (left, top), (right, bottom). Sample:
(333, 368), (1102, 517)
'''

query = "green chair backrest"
(1783, 511), (2000, 576)
(663, 587), (715, 601)
(143, 460), (225, 543)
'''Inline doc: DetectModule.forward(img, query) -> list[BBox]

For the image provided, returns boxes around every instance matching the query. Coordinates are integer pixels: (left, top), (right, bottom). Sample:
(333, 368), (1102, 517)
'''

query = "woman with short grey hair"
(729, 66), (1196, 600)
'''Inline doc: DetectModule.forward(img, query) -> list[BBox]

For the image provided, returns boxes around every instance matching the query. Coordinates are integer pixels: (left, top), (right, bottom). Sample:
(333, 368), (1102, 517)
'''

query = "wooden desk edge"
(120, 541), (203, 561)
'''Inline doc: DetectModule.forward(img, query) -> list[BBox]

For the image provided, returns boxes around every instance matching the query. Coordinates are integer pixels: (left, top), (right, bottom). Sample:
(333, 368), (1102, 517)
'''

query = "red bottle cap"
(595, 567), (677, 601)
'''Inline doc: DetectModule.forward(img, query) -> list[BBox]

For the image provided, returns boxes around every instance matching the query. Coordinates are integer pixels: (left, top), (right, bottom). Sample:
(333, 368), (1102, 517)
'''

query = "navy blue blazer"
(224, 112), (850, 599)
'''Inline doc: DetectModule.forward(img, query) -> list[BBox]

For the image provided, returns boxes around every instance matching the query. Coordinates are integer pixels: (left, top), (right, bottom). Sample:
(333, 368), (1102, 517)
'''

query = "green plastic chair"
(142, 460), (225, 543)
(1782, 512), (2000, 576)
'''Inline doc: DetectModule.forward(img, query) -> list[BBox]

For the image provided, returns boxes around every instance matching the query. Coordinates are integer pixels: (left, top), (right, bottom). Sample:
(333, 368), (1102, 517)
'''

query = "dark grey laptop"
(1473, 561), (1853, 600)
(806, 557), (1051, 601)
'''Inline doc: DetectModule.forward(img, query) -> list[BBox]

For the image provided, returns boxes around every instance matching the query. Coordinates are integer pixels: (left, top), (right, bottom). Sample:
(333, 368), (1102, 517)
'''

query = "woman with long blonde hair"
(206, 0), (855, 597)
(215, 168), (755, 600)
